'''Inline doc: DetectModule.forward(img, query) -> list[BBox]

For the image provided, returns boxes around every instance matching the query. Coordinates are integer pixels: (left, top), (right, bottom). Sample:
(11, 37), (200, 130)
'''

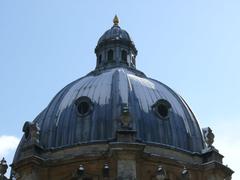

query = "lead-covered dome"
(16, 67), (204, 153)
(96, 15), (135, 50)
(14, 16), (206, 164)
(97, 24), (132, 45)
(95, 16), (137, 70)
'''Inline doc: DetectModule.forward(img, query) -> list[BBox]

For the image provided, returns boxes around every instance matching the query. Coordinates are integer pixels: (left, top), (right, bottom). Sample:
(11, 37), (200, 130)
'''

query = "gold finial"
(113, 15), (119, 26)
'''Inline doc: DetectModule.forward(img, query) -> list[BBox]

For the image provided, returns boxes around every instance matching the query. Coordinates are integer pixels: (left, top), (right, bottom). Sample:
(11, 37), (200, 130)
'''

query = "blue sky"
(0, 0), (239, 178)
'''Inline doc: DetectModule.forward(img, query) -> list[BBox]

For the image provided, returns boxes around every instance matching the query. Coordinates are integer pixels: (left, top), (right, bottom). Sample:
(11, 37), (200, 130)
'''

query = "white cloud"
(0, 135), (20, 158)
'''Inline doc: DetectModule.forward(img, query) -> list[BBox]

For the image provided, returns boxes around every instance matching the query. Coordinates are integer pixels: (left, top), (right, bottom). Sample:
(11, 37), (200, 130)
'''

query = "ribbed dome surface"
(97, 25), (133, 46)
(21, 67), (204, 152)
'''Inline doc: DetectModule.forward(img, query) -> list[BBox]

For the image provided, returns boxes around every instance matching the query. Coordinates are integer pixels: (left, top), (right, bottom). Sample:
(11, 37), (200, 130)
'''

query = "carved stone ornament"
(0, 158), (8, 177)
(0, 158), (9, 180)
(181, 167), (190, 180)
(202, 127), (215, 147)
(156, 165), (167, 180)
(22, 121), (40, 144)
(103, 163), (110, 178)
(119, 104), (132, 129)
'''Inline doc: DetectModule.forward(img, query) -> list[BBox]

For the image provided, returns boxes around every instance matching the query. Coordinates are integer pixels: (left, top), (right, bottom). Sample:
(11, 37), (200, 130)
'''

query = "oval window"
(75, 96), (93, 117)
(78, 101), (90, 115)
(153, 99), (171, 119)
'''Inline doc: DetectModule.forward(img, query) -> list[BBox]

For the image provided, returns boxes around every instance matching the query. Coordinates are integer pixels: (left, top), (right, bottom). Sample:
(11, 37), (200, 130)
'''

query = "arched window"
(132, 54), (136, 65)
(121, 50), (127, 63)
(107, 49), (114, 62)
(98, 54), (102, 65)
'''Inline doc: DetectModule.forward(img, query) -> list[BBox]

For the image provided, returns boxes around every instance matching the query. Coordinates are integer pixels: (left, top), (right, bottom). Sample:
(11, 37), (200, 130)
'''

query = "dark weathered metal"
(14, 66), (205, 164)
(96, 24), (136, 53)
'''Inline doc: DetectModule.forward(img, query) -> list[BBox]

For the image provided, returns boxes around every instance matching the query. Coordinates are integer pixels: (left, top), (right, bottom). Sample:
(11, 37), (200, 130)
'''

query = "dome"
(97, 25), (132, 45)
(14, 16), (205, 164)
(95, 15), (137, 55)
(15, 67), (204, 154)
(10, 16), (234, 180)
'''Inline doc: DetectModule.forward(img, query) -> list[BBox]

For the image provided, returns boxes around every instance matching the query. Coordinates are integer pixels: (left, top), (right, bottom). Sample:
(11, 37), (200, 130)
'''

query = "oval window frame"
(75, 96), (93, 117)
(152, 99), (171, 119)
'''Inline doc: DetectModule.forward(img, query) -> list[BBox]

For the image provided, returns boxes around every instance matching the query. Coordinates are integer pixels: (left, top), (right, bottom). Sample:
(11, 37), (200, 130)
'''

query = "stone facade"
(10, 141), (233, 180)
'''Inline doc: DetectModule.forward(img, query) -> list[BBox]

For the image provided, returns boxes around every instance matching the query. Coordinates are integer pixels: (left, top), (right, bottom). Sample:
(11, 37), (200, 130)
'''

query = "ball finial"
(113, 15), (119, 26)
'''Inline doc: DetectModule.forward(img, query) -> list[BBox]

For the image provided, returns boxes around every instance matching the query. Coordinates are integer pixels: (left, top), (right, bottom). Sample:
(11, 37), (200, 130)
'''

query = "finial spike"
(113, 15), (119, 26)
